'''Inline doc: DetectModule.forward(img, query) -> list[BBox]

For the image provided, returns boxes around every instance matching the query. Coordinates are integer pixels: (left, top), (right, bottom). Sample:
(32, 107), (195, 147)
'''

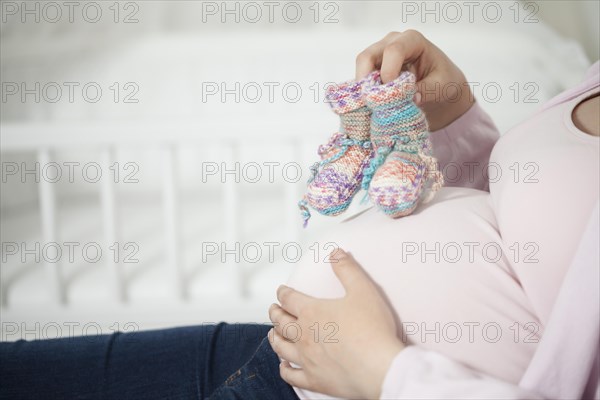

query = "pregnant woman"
(1, 31), (598, 400)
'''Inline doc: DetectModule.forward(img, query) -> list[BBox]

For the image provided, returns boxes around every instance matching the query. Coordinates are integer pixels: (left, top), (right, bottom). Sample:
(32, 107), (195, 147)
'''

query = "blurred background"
(1, 0), (598, 339)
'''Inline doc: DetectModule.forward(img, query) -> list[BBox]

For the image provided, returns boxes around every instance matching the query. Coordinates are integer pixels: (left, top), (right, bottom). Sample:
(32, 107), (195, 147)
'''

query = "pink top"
(288, 61), (600, 399)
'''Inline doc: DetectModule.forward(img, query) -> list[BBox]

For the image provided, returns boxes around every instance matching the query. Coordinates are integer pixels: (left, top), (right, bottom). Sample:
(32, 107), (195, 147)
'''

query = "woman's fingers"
(329, 249), (374, 296)
(355, 39), (386, 79)
(354, 29), (471, 131)
(355, 32), (401, 79)
(268, 303), (298, 339)
(380, 30), (426, 83)
(269, 329), (302, 366)
(355, 30), (428, 83)
(276, 285), (315, 317)
(279, 360), (311, 390)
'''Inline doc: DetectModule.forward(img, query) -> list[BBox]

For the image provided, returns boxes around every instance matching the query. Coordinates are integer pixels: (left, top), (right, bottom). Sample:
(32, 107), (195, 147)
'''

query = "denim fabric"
(0, 323), (299, 400)
(207, 336), (299, 400)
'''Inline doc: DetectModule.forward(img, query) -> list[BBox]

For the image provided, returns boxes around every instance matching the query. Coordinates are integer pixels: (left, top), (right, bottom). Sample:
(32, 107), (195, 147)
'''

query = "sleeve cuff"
(428, 101), (500, 191)
(380, 346), (428, 399)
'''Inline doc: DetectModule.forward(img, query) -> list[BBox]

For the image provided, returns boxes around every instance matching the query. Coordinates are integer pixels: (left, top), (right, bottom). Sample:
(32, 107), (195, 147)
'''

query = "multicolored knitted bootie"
(298, 74), (375, 227)
(361, 71), (443, 218)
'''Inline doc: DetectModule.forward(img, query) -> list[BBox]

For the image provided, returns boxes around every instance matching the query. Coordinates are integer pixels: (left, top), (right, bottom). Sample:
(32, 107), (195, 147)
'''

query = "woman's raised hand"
(356, 30), (474, 131)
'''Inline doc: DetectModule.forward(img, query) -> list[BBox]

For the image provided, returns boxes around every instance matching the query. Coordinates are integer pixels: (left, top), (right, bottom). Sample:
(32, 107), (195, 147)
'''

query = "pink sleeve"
(429, 101), (500, 192)
(380, 346), (543, 399)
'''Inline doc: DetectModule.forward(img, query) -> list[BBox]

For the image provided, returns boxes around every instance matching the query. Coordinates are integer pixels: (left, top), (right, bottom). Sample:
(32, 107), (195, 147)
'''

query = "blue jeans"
(0, 323), (300, 400)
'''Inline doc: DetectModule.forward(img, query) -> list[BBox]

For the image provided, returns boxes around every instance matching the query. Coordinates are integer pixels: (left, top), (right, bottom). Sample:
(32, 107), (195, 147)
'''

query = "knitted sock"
(361, 71), (443, 218)
(299, 73), (376, 226)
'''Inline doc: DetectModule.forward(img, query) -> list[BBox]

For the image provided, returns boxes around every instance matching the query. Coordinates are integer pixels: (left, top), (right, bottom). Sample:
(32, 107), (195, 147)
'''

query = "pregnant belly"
(287, 187), (541, 393)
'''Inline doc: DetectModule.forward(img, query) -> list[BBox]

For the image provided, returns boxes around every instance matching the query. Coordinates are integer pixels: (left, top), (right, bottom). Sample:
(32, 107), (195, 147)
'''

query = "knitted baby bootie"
(361, 71), (443, 218)
(298, 74), (376, 227)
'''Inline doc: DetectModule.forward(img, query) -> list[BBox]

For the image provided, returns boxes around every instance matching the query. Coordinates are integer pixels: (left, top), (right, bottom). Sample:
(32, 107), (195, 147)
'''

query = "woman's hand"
(268, 249), (404, 399)
(356, 30), (474, 131)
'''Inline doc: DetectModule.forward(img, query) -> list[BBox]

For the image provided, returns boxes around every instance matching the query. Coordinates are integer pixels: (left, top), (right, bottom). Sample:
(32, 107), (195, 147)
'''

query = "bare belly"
(288, 187), (541, 393)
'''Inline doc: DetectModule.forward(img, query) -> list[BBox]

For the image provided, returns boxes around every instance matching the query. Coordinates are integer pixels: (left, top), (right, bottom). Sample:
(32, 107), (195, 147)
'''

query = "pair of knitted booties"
(299, 71), (443, 227)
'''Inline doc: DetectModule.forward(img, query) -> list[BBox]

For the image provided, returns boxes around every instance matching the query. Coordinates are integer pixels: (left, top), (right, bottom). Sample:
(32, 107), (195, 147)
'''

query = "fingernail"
(414, 91), (422, 105)
(330, 247), (347, 262)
